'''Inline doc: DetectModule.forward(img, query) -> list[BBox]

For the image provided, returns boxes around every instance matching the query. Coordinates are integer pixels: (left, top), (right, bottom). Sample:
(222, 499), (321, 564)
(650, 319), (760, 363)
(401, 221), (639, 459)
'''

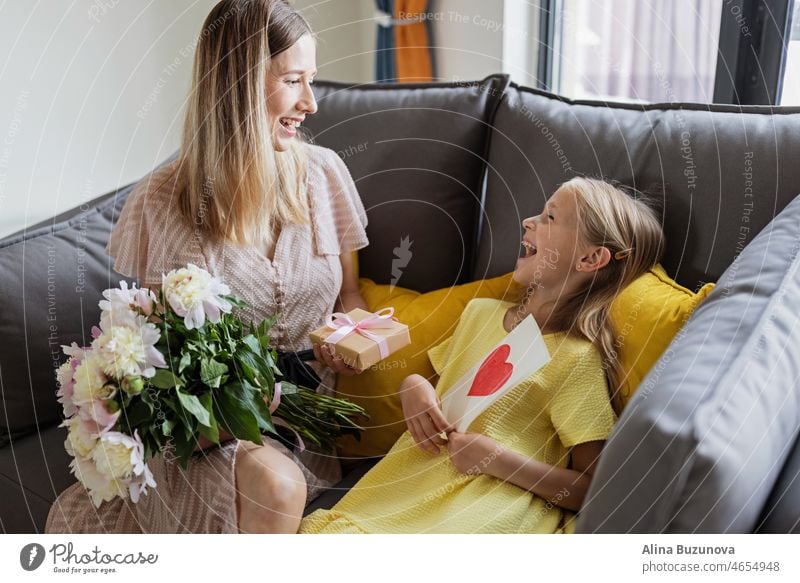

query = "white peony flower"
(62, 342), (87, 362)
(99, 281), (157, 330)
(72, 353), (114, 405)
(63, 417), (99, 459)
(93, 433), (136, 480)
(69, 454), (127, 508)
(56, 360), (75, 387)
(92, 316), (166, 379)
(55, 358), (79, 418)
(162, 263), (232, 330)
(92, 430), (155, 503)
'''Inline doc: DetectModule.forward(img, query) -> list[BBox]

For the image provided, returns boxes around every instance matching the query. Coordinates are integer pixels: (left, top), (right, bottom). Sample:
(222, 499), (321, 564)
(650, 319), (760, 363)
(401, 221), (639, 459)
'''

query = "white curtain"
(562, 0), (723, 102)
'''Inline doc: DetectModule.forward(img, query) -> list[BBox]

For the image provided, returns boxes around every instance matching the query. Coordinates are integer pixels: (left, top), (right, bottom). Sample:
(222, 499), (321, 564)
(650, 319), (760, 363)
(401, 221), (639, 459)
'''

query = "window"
(538, 0), (796, 105)
(779, 0), (800, 104)
(554, 0), (723, 103)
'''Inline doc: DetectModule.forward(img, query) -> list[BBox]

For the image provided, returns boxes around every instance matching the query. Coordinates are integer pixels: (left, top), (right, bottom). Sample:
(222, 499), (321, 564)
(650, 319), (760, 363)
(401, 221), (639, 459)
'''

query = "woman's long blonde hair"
(169, 0), (312, 248)
(542, 177), (665, 414)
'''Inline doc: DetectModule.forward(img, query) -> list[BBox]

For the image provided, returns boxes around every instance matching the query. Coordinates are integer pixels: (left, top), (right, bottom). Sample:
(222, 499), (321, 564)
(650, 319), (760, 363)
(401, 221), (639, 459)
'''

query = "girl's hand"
(399, 374), (452, 454)
(312, 343), (363, 376)
(446, 432), (505, 475)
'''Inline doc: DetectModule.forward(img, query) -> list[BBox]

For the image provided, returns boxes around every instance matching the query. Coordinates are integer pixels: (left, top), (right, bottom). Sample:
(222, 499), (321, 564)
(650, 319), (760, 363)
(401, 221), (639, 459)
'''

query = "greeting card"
(441, 315), (550, 432)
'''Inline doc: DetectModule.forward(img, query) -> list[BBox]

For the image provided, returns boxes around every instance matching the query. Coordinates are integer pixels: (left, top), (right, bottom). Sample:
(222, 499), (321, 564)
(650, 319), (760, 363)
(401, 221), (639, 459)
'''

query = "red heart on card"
(468, 344), (514, 397)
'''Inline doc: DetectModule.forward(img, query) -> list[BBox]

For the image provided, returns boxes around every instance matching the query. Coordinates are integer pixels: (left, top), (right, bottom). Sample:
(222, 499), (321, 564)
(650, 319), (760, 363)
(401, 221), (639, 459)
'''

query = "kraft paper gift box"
(309, 308), (410, 370)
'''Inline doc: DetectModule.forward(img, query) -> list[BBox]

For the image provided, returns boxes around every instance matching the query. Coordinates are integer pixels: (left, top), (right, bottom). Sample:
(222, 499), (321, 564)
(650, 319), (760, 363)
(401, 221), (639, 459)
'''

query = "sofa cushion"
(476, 83), (800, 289)
(306, 75), (509, 292)
(335, 264), (713, 457)
(577, 195), (800, 533)
(0, 185), (134, 440)
(612, 265), (714, 409)
(0, 424), (74, 533)
(335, 273), (520, 458)
(755, 430), (800, 533)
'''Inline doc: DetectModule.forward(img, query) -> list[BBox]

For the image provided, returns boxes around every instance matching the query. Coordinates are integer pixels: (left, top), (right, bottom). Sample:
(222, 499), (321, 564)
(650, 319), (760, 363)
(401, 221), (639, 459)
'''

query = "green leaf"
(242, 335), (261, 354)
(151, 369), (181, 389)
(120, 399), (152, 428)
(233, 352), (257, 384)
(178, 352), (192, 374)
(240, 380), (275, 434)
(214, 381), (269, 443)
(170, 431), (195, 469)
(200, 358), (228, 388)
(162, 418), (176, 437)
(176, 388), (211, 427)
(197, 392), (219, 444)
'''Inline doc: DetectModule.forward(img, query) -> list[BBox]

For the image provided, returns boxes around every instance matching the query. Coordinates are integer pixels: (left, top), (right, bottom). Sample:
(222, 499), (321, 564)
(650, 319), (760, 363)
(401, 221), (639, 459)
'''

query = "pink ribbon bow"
(323, 307), (396, 360)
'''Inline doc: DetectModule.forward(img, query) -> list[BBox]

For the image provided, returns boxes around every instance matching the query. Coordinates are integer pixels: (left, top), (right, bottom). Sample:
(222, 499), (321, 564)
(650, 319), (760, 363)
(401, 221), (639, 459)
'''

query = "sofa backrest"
(0, 185), (134, 441)
(476, 83), (800, 290)
(304, 75), (509, 292)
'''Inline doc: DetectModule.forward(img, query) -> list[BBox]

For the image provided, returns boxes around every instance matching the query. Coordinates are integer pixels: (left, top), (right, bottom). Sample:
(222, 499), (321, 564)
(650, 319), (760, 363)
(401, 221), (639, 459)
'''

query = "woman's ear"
(578, 246), (612, 273)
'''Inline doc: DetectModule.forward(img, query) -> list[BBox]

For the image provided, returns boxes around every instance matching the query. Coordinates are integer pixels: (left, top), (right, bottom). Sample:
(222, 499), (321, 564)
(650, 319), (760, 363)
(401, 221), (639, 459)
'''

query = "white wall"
(0, 1), (224, 237)
(294, 0), (374, 83)
(0, 0), (374, 238)
(429, 0), (538, 85)
(0, 0), (536, 237)
(429, 0), (505, 82)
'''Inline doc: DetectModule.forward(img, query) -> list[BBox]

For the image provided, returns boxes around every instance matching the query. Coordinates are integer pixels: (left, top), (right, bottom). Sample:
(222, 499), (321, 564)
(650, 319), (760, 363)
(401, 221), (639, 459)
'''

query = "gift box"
(309, 307), (411, 370)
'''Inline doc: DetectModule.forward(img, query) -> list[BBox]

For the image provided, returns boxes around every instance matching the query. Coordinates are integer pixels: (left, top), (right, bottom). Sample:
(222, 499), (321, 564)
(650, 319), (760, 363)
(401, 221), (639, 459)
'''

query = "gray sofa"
(2, 74), (799, 533)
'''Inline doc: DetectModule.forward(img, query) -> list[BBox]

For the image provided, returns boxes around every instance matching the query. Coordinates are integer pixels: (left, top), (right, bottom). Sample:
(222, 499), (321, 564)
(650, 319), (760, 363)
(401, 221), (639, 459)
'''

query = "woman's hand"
(446, 431), (505, 476)
(312, 343), (363, 376)
(399, 374), (451, 454)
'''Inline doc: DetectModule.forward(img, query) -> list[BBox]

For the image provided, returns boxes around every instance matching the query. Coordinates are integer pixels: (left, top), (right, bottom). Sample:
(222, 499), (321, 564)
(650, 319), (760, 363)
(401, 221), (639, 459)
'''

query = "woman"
(46, 0), (368, 534)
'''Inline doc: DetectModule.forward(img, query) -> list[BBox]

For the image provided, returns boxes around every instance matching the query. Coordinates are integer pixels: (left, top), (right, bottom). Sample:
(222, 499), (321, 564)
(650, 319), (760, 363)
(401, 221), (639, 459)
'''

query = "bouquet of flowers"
(56, 263), (365, 507)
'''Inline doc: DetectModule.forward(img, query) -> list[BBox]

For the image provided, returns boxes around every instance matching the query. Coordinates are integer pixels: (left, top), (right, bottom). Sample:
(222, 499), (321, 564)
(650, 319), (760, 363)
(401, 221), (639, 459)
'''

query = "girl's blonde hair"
(545, 177), (665, 414)
(168, 0), (313, 247)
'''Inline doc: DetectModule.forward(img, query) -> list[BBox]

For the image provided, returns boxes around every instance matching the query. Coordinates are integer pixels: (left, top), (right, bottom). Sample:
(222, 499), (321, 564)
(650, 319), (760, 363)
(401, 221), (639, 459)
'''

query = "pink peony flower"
(77, 399), (121, 435)
(162, 263), (232, 330)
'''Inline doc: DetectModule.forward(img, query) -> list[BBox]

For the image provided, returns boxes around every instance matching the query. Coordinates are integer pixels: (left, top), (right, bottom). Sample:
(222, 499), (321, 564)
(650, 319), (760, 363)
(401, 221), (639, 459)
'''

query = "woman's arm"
(334, 251), (368, 313)
(446, 433), (604, 512)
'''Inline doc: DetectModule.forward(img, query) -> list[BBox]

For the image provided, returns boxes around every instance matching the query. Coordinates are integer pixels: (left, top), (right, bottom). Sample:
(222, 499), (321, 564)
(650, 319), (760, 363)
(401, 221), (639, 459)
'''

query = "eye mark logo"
(19, 543), (46, 571)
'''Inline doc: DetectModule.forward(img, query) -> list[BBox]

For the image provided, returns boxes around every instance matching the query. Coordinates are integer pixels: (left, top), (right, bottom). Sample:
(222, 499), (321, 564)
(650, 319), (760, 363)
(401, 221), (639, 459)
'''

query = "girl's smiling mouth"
(521, 239), (538, 258)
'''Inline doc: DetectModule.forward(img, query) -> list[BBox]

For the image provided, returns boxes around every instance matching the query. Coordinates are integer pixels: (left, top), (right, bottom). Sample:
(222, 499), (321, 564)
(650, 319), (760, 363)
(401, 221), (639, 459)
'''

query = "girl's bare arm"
(489, 440), (605, 512)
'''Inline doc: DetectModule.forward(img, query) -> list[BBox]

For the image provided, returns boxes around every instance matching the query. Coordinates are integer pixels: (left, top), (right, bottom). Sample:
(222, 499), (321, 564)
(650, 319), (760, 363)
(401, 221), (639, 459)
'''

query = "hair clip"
(614, 248), (634, 260)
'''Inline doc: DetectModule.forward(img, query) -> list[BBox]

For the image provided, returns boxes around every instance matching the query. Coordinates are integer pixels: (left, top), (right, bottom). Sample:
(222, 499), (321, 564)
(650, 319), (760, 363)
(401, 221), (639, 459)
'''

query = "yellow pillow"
(338, 265), (713, 457)
(336, 273), (521, 457)
(611, 264), (714, 409)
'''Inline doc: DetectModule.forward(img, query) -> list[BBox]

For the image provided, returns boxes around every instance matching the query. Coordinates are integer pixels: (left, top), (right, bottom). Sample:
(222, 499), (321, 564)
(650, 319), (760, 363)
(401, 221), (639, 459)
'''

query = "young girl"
(301, 177), (665, 533)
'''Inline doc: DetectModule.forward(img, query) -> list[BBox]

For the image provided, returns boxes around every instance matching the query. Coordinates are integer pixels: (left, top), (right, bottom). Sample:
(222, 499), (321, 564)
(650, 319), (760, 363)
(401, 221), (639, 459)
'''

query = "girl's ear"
(578, 246), (612, 273)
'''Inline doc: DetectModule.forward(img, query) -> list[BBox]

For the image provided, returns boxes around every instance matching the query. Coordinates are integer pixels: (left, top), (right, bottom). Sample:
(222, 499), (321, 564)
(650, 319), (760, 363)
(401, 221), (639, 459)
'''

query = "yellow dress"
(301, 298), (617, 534)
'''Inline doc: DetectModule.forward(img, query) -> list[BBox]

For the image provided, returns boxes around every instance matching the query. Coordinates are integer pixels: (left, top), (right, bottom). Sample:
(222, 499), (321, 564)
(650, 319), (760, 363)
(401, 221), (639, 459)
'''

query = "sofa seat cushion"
(578, 195), (800, 533)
